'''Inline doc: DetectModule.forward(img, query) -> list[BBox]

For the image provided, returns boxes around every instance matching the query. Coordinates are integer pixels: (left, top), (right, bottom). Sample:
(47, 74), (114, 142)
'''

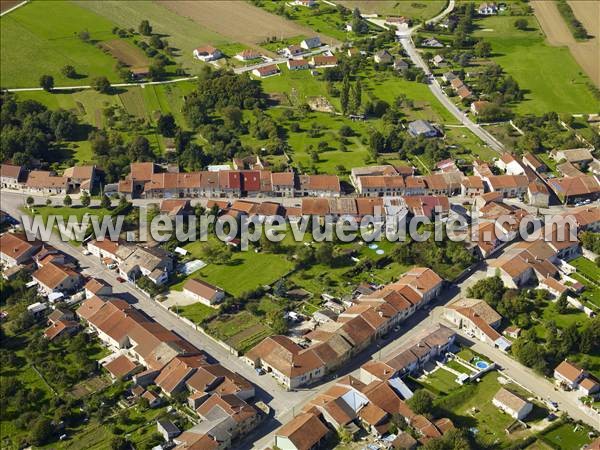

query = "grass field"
(75, 0), (239, 76)
(338, 0), (447, 21)
(433, 372), (544, 447)
(173, 239), (294, 297)
(175, 302), (218, 324)
(0, 1), (122, 87)
(473, 14), (597, 115)
(16, 88), (122, 128)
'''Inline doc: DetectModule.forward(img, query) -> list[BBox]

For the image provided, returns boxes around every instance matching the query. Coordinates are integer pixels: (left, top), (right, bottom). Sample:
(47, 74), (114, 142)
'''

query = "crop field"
(0, 1), (121, 87)
(474, 14), (597, 115)
(338, 0), (446, 21)
(157, 0), (337, 46)
(99, 39), (150, 68)
(531, 0), (599, 87)
(0, 0), (21, 13)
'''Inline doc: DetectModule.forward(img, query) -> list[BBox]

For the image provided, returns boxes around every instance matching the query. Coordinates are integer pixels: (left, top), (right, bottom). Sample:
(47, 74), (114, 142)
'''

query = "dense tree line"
(0, 93), (80, 165)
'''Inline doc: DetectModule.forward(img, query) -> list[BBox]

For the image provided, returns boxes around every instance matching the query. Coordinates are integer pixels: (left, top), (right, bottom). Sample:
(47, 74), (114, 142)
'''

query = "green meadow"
(0, 1), (120, 87)
(474, 15), (597, 115)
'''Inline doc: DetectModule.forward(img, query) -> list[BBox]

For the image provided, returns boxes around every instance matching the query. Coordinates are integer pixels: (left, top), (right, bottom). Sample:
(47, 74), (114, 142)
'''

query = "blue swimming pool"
(475, 360), (489, 370)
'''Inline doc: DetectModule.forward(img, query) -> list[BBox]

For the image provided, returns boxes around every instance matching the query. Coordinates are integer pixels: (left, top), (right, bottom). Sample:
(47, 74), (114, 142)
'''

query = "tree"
(29, 418), (53, 446)
(340, 77), (350, 115)
(91, 77), (112, 94)
(63, 194), (72, 207)
(555, 294), (569, 314)
(466, 276), (505, 308)
(100, 194), (112, 210)
(26, 196), (34, 207)
(61, 65), (77, 78)
(337, 426), (353, 444)
(200, 240), (232, 265)
(157, 113), (177, 137)
(78, 29), (90, 42)
(267, 310), (288, 334)
(110, 436), (130, 450)
(316, 242), (335, 266)
(138, 20), (152, 36)
(80, 191), (91, 207)
(39, 75), (54, 92)
(407, 390), (434, 415)
(351, 80), (362, 112)
(474, 40), (492, 58)
(514, 18), (529, 31)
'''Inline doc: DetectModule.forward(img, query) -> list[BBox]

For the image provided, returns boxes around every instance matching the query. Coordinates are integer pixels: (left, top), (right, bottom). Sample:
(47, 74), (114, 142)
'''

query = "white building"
(183, 279), (225, 306)
(492, 388), (532, 420)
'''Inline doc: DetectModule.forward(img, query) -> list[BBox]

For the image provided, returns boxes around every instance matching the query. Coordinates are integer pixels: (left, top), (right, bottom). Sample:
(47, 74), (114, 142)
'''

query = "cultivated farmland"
(531, 0), (599, 87)
(157, 0), (338, 46)
(100, 39), (150, 68)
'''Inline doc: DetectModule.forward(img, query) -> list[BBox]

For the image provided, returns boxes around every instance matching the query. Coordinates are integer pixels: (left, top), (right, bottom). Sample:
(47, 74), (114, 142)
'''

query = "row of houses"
(244, 267), (444, 389)
(117, 162), (341, 199)
(77, 294), (261, 449)
(273, 325), (457, 450)
(251, 54), (339, 78)
(0, 164), (98, 194)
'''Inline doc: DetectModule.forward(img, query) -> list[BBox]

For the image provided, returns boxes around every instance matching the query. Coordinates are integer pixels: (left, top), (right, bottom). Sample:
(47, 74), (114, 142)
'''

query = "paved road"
(398, 36), (504, 153)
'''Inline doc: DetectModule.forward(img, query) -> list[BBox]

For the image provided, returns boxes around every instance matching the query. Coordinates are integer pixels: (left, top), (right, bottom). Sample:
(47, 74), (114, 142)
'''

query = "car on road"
(255, 368), (265, 375)
(116, 276), (126, 283)
(82, 250), (91, 256)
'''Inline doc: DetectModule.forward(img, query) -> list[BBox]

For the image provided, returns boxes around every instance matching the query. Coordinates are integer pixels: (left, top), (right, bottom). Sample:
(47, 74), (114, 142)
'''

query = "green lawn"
(16, 88), (122, 129)
(420, 367), (460, 395)
(570, 257), (600, 284)
(473, 15), (597, 115)
(0, 1), (123, 87)
(173, 239), (294, 297)
(33, 205), (111, 223)
(434, 372), (544, 447)
(540, 422), (593, 450)
(175, 302), (218, 324)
